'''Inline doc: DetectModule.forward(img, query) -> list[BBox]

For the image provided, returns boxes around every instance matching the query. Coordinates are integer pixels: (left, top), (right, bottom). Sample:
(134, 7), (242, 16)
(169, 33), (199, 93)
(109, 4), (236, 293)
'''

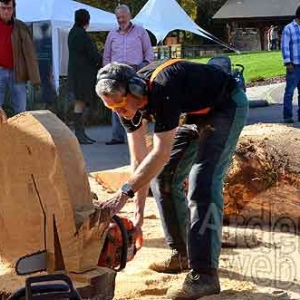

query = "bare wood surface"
(92, 166), (132, 193)
(0, 111), (111, 273)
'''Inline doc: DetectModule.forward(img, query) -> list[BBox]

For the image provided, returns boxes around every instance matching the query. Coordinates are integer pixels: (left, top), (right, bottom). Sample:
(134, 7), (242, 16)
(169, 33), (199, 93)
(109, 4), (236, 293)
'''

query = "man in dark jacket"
(68, 9), (102, 144)
(0, 0), (40, 114)
(96, 59), (248, 299)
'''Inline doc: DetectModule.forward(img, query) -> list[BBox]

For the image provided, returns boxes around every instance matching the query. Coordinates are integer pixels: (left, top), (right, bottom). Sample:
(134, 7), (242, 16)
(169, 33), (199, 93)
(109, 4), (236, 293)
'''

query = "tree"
(78, 0), (223, 45)
(77, 0), (147, 16)
(196, 0), (227, 40)
(178, 0), (197, 20)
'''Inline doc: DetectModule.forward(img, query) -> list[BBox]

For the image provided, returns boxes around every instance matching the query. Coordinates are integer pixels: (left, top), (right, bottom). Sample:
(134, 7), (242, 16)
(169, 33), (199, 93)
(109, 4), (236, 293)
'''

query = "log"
(224, 123), (300, 230)
(0, 111), (111, 273)
(93, 123), (300, 231)
(91, 166), (132, 193)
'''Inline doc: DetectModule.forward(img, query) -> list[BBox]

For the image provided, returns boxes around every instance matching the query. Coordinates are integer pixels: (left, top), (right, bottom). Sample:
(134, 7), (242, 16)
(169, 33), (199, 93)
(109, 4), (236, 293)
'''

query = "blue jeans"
(270, 39), (277, 50)
(152, 87), (248, 271)
(0, 68), (27, 114)
(283, 64), (300, 119)
(111, 112), (126, 142)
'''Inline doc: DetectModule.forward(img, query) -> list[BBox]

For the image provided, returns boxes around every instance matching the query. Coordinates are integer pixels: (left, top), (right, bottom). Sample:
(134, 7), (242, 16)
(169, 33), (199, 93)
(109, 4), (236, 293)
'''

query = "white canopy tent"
(133, 0), (236, 52)
(16, 0), (117, 91)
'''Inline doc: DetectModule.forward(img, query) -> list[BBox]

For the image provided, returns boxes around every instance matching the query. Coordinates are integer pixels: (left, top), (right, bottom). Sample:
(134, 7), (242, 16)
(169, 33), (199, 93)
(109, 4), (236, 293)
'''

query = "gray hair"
(115, 4), (131, 14)
(96, 63), (136, 97)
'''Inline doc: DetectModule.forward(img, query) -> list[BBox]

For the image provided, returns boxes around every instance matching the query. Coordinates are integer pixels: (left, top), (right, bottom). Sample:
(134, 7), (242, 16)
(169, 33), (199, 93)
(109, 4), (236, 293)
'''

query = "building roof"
(213, 0), (299, 20)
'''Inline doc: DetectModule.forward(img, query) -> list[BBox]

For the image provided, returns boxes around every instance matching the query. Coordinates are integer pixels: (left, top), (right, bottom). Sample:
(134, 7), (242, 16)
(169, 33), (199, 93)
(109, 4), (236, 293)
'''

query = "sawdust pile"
(90, 177), (300, 300)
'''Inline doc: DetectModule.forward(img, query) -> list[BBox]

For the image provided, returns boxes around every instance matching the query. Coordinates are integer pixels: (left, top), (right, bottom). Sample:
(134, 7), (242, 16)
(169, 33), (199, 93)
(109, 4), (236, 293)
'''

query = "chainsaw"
(98, 215), (143, 271)
(16, 216), (143, 275)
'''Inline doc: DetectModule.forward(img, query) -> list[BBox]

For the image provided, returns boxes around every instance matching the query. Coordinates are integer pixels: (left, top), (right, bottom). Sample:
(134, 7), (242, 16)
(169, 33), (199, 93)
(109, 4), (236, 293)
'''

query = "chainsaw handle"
(9, 274), (81, 300)
(112, 215), (128, 271)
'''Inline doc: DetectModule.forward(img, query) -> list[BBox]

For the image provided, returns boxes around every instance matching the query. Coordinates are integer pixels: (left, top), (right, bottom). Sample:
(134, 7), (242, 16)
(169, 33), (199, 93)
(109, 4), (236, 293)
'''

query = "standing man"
(96, 59), (248, 299)
(281, 5), (300, 123)
(269, 25), (278, 50)
(0, 0), (40, 114)
(103, 4), (154, 145)
(68, 9), (102, 144)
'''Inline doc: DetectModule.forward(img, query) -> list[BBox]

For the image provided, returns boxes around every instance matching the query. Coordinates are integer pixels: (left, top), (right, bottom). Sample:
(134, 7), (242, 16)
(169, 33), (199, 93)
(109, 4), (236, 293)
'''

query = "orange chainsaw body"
(98, 216), (143, 271)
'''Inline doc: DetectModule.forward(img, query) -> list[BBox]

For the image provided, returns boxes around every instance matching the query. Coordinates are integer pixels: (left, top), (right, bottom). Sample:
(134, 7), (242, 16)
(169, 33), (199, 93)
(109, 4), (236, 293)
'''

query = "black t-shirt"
(121, 60), (236, 133)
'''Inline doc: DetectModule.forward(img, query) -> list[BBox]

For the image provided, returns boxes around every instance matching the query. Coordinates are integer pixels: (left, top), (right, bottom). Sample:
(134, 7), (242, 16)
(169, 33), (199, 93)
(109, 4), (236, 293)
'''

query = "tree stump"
(93, 123), (300, 232)
(224, 123), (300, 231)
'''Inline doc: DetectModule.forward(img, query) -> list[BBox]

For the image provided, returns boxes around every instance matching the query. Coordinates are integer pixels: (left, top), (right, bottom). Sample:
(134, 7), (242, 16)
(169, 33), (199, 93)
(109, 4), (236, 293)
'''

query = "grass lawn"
(190, 51), (285, 84)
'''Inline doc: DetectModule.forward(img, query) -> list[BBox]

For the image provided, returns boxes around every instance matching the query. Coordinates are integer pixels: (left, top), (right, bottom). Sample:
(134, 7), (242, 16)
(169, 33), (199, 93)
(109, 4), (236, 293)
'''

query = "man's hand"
(0, 107), (7, 126)
(286, 63), (294, 73)
(132, 207), (144, 229)
(99, 190), (129, 217)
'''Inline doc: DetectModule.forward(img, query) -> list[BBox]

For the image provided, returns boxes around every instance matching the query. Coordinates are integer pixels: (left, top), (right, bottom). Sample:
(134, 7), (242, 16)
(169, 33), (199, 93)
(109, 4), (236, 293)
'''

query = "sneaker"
(166, 269), (221, 300)
(148, 249), (189, 273)
(283, 117), (295, 124)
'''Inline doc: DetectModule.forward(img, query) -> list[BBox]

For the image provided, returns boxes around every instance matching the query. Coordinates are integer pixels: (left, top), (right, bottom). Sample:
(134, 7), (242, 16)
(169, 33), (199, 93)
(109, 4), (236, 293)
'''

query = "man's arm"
(141, 28), (154, 65)
(102, 125), (176, 220)
(103, 32), (112, 66)
(19, 21), (41, 86)
(127, 127), (176, 191)
(281, 27), (291, 65)
(128, 126), (176, 227)
(127, 121), (149, 227)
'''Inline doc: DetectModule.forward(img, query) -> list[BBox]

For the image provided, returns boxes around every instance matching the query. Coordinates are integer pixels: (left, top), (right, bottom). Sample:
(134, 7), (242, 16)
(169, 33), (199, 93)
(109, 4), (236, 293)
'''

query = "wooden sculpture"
(0, 111), (115, 299)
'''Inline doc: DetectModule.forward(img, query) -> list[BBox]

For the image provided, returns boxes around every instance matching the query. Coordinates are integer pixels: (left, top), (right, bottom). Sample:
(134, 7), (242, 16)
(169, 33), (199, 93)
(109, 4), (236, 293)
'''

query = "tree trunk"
(224, 123), (300, 232)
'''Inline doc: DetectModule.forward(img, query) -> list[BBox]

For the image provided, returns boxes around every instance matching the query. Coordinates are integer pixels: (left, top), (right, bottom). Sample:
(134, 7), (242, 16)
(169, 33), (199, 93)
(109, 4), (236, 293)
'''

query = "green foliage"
(77, 0), (146, 16)
(192, 51), (285, 83)
(195, 0), (226, 30)
(178, 0), (197, 19)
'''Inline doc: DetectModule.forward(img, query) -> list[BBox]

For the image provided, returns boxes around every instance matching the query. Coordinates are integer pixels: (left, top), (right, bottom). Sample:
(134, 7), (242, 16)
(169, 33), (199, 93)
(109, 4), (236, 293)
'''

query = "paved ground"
(82, 83), (300, 173)
(247, 81), (300, 104)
